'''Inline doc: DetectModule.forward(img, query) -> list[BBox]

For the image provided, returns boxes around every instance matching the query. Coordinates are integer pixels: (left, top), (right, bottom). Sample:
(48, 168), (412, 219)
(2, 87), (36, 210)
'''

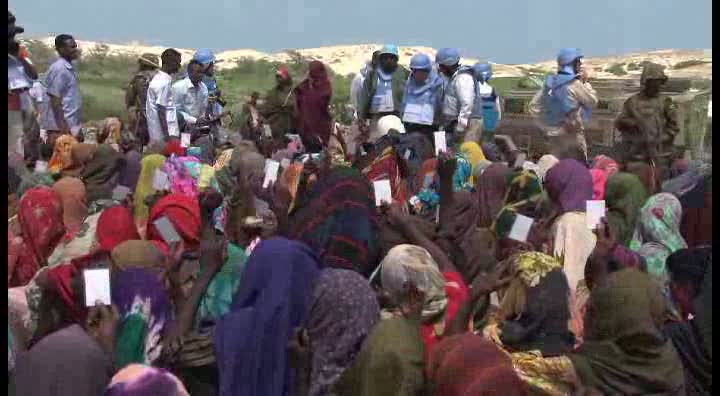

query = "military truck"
(495, 78), (712, 161)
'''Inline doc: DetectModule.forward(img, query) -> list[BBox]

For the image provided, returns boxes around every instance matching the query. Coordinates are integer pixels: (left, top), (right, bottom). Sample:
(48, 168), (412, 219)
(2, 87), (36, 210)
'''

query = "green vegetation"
(605, 63), (627, 76)
(672, 60), (710, 70)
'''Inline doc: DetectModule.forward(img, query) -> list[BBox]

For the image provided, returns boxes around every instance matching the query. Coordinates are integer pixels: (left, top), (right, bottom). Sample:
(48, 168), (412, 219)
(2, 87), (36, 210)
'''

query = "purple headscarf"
(544, 159), (593, 213)
(215, 238), (321, 396)
(118, 149), (143, 193)
(305, 268), (380, 396)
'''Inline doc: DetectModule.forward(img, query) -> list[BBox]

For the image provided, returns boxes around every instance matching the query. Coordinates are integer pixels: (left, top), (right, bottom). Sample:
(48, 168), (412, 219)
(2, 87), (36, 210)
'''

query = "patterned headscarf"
(630, 193), (687, 282)
(306, 269), (380, 396)
(106, 364), (189, 396)
(591, 155), (620, 177)
(52, 177), (88, 236)
(48, 135), (78, 173)
(375, 244), (448, 324)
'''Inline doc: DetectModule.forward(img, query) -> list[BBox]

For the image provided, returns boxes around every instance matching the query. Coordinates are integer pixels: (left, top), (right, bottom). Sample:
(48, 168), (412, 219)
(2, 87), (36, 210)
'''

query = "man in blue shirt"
(41, 34), (82, 146)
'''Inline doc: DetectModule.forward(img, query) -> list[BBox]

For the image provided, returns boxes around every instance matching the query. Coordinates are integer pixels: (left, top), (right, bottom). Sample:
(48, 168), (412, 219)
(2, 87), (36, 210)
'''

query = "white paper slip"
(404, 149), (412, 160)
(83, 268), (111, 307)
(154, 215), (182, 245)
(112, 185), (131, 201)
(152, 169), (170, 191)
(34, 160), (48, 173)
(263, 124), (273, 138)
(373, 179), (392, 207)
(508, 214), (534, 242)
(181, 133), (191, 148)
(167, 107), (180, 137)
(262, 159), (280, 189)
(280, 158), (291, 170)
(434, 131), (447, 156)
(586, 200), (606, 229)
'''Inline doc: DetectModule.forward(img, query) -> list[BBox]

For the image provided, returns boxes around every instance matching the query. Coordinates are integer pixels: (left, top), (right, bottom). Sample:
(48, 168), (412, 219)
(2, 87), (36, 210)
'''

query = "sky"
(11, 0), (712, 64)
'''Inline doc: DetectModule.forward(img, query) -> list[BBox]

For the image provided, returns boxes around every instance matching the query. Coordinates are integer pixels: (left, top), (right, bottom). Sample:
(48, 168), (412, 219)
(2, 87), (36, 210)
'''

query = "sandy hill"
(32, 37), (712, 80)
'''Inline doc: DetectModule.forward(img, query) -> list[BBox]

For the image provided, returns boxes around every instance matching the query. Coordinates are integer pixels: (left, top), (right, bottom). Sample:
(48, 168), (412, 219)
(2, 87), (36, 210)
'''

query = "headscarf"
(47, 134), (78, 173)
(333, 316), (425, 396)
(377, 244), (448, 324)
(662, 160), (710, 199)
(112, 267), (173, 368)
(13, 324), (114, 396)
(106, 364), (188, 396)
(111, 240), (167, 271)
(625, 161), (658, 195)
(605, 172), (649, 246)
(459, 142), (485, 186)
(359, 138), (407, 203)
(427, 334), (528, 396)
(477, 162), (511, 228)
(495, 252), (574, 356)
(101, 117), (123, 144)
(16, 172), (56, 199)
(439, 191), (495, 281)
(589, 168), (608, 200)
(52, 177), (88, 236)
(80, 144), (122, 202)
(481, 141), (502, 162)
(452, 153), (474, 192)
(195, 243), (248, 326)
(289, 167), (381, 276)
(306, 268), (380, 396)
(133, 154), (167, 222)
(295, 60), (333, 144)
(591, 155), (619, 177)
(63, 143), (97, 176)
(215, 238), (321, 396)
(97, 205), (141, 252)
(164, 138), (187, 157)
(536, 154), (559, 182)
(9, 187), (64, 286)
(663, 248), (712, 396)
(630, 193), (687, 282)
(544, 159), (593, 214)
(146, 193), (201, 251)
(118, 149), (143, 193)
(568, 269), (685, 395)
(502, 168), (543, 216)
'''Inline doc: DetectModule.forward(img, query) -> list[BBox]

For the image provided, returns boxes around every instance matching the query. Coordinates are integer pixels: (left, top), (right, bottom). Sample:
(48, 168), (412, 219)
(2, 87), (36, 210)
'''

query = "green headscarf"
(605, 172), (649, 246)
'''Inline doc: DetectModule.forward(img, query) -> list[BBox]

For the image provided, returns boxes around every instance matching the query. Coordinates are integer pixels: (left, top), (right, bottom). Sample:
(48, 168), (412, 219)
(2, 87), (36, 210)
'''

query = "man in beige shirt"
(529, 48), (597, 161)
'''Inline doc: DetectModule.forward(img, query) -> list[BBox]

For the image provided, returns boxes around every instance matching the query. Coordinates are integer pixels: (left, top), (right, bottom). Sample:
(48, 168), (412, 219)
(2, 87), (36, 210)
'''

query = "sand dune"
(31, 37), (711, 80)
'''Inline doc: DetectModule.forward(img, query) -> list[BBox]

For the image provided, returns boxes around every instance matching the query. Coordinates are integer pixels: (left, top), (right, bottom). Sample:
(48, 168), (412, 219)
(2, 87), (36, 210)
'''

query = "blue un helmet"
(557, 48), (583, 66)
(409, 53), (432, 70)
(435, 48), (461, 67)
(473, 62), (493, 82)
(193, 49), (216, 66)
(379, 44), (399, 59)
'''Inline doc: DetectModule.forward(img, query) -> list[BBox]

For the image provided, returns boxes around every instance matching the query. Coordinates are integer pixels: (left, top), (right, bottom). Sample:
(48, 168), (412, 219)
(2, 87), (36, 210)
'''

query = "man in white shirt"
(146, 48), (182, 143)
(172, 59), (209, 129)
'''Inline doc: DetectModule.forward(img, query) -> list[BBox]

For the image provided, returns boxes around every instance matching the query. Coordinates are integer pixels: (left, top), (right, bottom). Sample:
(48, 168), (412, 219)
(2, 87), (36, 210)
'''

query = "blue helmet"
(193, 49), (216, 65)
(379, 44), (399, 58)
(409, 53), (432, 70)
(557, 48), (583, 66)
(435, 48), (461, 67)
(473, 62), (493, 81)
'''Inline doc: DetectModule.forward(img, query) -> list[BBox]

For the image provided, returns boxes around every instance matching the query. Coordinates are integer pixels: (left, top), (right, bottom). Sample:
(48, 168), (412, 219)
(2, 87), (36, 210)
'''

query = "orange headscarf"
(48, 135), (78, 173)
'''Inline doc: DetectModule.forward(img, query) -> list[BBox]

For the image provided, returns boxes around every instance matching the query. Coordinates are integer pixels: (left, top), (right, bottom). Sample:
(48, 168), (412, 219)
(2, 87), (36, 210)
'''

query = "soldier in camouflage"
(125, 53), (159, 146)
(615, 62), (679, 169)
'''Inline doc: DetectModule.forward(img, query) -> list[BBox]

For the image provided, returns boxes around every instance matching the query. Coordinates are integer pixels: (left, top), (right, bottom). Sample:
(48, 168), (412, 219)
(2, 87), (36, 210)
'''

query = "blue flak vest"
(473, 81), (500, 131)
(402, 72), (443, 126)
(370, 71), (396, 113)
(540, 73), (591, 127)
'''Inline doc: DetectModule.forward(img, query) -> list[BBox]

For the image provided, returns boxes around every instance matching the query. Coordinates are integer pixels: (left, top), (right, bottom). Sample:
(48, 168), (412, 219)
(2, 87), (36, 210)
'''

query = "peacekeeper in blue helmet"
(400, 53), (444, 137)
(436, 48), (476, 146)
(193, 49), (225, 117)
(357, 44), (409, 143)
(468, 62), (502, 144)
(528, 48), (597, 161)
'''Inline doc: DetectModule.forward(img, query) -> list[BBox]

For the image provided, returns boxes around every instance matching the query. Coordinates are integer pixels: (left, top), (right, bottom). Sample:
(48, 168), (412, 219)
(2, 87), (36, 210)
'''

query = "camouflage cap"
(640, 62), (668, 85)
(138, 53), (160, 68)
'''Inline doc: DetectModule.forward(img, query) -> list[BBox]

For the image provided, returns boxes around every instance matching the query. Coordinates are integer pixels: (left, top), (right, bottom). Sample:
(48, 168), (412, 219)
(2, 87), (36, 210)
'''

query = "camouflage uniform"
(125, 53), (159, 146)
(615, 63), (679, 167)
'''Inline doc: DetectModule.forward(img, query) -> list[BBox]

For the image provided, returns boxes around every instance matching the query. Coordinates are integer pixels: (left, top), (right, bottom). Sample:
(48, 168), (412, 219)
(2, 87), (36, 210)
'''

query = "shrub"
(605, 63), (627, 76)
